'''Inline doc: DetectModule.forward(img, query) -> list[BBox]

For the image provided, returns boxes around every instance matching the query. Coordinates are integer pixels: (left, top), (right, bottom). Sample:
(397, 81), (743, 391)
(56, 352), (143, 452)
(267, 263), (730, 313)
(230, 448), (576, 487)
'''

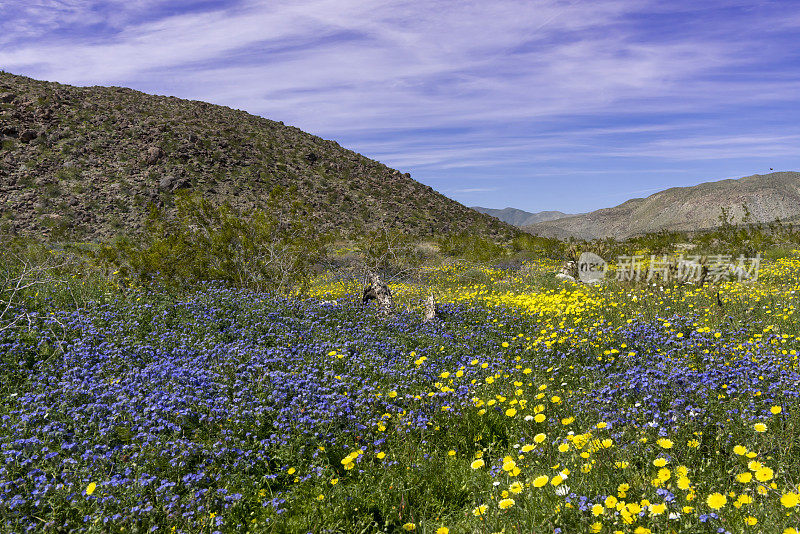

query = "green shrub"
(509, 233), (564, 260)
(99, 189), (329, 294)
(437, 233), (507, 263)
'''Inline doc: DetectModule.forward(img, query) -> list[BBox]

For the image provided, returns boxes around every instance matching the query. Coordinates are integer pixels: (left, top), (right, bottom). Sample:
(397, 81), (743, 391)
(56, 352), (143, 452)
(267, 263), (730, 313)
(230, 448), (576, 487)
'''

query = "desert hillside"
(0, 72), (517, 241)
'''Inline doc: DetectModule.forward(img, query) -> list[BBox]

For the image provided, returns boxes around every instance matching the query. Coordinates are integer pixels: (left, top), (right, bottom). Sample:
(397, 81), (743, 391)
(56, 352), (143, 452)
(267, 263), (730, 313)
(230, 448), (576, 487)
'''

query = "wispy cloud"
(1, 0), (799, 212)
(608, 133), (800, 160)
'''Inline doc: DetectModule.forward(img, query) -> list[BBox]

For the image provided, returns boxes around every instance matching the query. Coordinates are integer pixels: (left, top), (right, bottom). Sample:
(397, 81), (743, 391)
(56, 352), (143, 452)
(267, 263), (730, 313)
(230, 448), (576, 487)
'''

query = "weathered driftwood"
(362, 273), (394, 315)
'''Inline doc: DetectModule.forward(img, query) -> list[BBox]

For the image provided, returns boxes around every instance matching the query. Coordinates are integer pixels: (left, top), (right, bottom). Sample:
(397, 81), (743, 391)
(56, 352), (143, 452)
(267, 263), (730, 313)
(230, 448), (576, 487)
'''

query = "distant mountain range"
(0, 72), (517, 241)
(523, 171), (800, 240)
(471, 206), (573, 227)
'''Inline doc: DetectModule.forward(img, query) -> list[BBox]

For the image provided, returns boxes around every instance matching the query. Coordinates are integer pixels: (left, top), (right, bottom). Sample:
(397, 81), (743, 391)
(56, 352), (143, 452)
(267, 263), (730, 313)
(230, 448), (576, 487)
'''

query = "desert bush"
(99, 188), (329, 294)
(357, 228), (419, 273)
(509, 233), (564, 260)
(437, 232), (507, 263)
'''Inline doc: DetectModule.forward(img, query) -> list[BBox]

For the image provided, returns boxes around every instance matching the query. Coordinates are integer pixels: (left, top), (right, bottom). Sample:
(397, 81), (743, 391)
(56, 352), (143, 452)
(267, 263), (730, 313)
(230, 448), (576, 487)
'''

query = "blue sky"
(2, 1), (799, 214)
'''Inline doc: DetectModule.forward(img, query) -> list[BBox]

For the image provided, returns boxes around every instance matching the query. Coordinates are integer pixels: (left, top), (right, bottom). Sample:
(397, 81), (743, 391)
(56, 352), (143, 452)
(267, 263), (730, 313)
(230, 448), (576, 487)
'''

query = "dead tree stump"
(423, 294), (437, 322)
(362, 273), (394, 315)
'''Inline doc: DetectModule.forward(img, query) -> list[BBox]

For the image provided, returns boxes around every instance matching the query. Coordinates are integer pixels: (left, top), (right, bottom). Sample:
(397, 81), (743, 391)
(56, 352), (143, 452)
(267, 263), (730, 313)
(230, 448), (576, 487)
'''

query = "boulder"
(19, 130), (37, 143)
(144, 146), (163, 165)
(159, 174), (191, 192)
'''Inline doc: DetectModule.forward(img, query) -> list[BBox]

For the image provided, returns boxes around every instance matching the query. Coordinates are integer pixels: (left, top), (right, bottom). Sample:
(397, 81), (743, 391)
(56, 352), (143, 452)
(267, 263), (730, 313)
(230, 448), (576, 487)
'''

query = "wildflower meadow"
(2, 253), (800, 533)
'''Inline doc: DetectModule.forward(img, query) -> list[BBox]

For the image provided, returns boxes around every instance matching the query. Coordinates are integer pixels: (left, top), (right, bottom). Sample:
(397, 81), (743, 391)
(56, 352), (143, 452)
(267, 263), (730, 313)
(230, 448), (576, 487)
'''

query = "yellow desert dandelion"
(706, 493), (727, 510)
(755, 466), (774, 482)
(533, 475), (549, 487)
(657, 468), (671, 482)
(498, 498), (515, 509)
(472, 504), (488, 517)
(781, 493), (799, 508)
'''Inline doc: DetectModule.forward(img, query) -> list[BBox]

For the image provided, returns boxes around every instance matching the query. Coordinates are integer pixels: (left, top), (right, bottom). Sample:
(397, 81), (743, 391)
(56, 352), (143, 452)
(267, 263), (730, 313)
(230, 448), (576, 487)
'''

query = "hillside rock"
(144, 146), (163, 165)
(19, 129), (37, 143)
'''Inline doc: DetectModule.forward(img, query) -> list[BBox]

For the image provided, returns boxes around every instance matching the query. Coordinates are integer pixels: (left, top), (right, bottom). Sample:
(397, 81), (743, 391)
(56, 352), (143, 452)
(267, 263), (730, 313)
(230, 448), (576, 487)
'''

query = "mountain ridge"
(523, 171), (800, 240)
(470, 206), (573, 227)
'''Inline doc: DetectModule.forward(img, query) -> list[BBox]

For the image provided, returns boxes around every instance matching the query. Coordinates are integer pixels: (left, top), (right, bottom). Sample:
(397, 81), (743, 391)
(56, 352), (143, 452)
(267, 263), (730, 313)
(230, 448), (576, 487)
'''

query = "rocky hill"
(0, 72), (517, 241)
(471, 206), (572, 227)
(524, 171), (800, 240)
